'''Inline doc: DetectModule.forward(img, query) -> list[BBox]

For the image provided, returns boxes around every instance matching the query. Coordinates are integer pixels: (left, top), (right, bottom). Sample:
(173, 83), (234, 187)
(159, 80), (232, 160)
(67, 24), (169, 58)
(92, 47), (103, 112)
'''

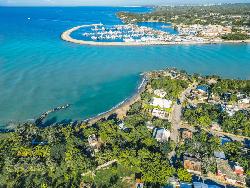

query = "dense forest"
(117, 4), (250, 27)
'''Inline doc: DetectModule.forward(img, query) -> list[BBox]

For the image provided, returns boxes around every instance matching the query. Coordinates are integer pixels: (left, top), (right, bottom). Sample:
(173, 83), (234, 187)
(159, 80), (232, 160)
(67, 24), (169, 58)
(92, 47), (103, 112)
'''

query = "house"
(238, 97), (250, 104)
(88, 134), (101, 152)
(153, 128), (170, 142)
(220, 104), (239, 116)
(117, 121), (129, 131)
(214, 151), (226, 160)
(150, 97), (172, 109)
(146, 121), (155, 130)
(234, 163), (244, 176)
(154, 89), (167, 98)
(210, 122), (222, 132)
(152, 108), (168, 119)
(179, 128), (193, 140)
(183, 156), (202, 175)
(167, 177), (180, 188)
(135, 173), (144, 188)
(216, 159), (245, 186)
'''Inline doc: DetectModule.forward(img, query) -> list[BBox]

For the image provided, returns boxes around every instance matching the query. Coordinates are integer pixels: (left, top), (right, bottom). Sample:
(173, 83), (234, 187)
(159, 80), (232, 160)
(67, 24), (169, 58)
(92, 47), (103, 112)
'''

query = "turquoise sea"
(0, 7), (250, 127)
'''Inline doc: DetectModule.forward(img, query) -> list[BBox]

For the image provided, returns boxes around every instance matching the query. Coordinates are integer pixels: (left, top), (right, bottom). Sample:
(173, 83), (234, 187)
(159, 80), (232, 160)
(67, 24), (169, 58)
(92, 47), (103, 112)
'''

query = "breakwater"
(35, 104), (70, 125)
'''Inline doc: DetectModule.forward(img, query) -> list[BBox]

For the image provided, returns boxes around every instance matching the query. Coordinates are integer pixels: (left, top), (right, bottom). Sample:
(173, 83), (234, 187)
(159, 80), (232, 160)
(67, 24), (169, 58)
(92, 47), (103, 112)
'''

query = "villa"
(152, 128), (171, 142)
(152, 108), (168, 119)
(210, 122), (222, 132)
(214, 151), (226, 160)
(179, 128), (193, 140)
(153, 89), (167, 98)
(183, 155), (202, 175)
(150, 97), (172, 109)
(117, 121), (129, 131)
(220, 104), (240, 116)
(88, 134), (101, 153)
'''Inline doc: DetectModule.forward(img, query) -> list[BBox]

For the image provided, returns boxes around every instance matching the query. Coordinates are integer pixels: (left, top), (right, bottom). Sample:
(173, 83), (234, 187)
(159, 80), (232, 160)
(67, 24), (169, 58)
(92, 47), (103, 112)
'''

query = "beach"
(84, 74), (148, 125)
(61, 25), (250, 46)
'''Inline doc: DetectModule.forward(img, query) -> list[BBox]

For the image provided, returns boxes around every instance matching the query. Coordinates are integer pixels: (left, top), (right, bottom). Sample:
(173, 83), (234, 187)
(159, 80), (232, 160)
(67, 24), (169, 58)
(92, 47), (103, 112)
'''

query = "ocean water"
(0, 7), (250, 127)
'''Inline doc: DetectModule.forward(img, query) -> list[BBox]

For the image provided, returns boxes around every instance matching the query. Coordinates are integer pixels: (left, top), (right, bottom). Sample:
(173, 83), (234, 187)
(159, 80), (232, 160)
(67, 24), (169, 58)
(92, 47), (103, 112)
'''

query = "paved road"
(170, 84), (196, 143)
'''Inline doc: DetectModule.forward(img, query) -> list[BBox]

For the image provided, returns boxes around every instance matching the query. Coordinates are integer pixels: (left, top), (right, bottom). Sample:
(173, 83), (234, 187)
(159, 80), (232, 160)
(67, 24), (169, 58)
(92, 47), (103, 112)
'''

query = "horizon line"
(0, 2), (249, 7)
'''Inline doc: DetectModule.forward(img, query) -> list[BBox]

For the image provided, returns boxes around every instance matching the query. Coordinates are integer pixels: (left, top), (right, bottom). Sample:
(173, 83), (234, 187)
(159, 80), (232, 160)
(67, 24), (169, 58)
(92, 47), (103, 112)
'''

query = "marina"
(63, 23), (250, 46)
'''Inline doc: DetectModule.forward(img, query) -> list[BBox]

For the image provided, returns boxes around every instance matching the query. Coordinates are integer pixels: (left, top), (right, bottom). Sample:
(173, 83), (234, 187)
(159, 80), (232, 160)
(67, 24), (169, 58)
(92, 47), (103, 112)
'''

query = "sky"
(0, 0), (249, 6)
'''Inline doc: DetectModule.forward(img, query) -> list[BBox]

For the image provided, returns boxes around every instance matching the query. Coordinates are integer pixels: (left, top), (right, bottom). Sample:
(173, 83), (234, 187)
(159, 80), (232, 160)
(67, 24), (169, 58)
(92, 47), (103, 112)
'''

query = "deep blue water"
(0, 7), (250, 127)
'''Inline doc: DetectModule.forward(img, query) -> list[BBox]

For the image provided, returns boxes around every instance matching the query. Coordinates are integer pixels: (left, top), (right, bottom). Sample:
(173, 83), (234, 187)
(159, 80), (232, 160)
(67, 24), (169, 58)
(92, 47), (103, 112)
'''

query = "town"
(77, 23), (234, 44)
(117, 4), (250, 42)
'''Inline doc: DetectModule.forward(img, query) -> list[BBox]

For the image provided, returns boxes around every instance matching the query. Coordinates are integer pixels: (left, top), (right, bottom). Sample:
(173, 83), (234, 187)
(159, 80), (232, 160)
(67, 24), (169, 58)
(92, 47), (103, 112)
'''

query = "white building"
(153, 89), (167, 98)
(153, 128), (171, 142)
(152, 108), (168, 119)
(150, 97), (172, 109)
(238, 97), (250, 104)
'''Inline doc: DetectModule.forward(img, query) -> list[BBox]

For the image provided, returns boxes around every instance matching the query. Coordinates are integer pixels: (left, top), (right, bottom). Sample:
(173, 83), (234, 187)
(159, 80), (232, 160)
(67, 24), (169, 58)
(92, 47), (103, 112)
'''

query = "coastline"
(61, 25), (250, 46)
(83, 74), (148, 125)
(0, 75), (147, 129)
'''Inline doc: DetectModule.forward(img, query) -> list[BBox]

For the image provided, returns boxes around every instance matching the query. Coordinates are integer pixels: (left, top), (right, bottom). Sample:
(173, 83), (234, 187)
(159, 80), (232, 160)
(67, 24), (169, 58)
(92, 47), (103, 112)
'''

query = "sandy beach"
(61, 25), (250, 46)
(83, 74), (148, 125)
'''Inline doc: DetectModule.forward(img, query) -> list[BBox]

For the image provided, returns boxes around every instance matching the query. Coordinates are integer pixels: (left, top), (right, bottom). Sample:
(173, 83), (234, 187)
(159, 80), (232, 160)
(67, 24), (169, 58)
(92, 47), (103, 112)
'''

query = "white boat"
(91, 36), (98, 40)
(123, 38), (135, 42)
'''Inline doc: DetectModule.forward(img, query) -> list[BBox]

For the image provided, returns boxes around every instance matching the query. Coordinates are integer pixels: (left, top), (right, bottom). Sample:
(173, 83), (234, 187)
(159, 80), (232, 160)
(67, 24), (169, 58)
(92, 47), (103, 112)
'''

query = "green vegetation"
(177, 168), (192, 182)
(222, 142), (249, 171)
(0, 115), (176, 187)
(183, 104), (221, 128)
(212, 79), (250, 95)
(221, 111), (250, 137)
(183, 103), (250, 137)
(176, 130), (220, 174)
(150, 77), (189, 100)
(222, 33), (250, 40)
(118, 4), (250, 27)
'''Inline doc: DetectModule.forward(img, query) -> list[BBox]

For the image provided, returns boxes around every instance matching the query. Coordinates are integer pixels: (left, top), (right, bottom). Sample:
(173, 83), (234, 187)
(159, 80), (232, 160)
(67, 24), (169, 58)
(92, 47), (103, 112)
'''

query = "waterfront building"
(150, 97), (172, 109)
(183, 156), (202, 175)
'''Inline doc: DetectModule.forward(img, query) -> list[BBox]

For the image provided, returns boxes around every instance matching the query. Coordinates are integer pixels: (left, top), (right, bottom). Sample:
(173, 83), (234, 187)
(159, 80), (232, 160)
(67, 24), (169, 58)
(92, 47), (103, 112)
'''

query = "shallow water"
(0, 7), (250, 127)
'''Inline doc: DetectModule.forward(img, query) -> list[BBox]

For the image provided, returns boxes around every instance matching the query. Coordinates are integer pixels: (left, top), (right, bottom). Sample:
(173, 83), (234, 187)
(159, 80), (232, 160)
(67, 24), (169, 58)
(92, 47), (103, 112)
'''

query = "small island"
(1, 68), (250, 187)
(61, 4), (250, 46)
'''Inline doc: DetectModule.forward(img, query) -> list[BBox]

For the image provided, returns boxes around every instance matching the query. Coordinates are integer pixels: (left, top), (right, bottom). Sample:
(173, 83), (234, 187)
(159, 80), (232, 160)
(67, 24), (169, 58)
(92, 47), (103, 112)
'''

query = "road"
(170, 84), (196, 142)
